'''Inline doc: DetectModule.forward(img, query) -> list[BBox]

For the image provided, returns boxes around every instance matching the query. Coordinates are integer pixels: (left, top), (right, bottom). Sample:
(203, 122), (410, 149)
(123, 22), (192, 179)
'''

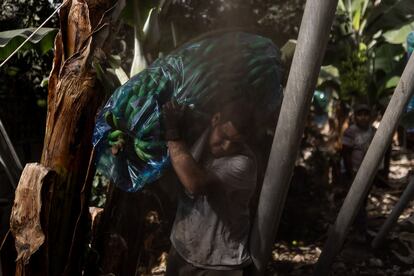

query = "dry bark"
(11, 0), (125, 275)
(10, 163), (53, 270)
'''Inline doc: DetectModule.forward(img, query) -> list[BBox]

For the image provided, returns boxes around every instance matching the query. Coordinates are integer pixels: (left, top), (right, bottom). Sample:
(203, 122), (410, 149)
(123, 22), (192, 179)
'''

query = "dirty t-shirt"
(342, 124), (378, 172)
(170, 145), (257, 270)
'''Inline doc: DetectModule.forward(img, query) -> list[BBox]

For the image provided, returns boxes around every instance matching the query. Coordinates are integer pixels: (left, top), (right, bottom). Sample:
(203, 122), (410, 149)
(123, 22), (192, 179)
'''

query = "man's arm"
(167, 140), (211, 195)
(162, 100), (213, 195)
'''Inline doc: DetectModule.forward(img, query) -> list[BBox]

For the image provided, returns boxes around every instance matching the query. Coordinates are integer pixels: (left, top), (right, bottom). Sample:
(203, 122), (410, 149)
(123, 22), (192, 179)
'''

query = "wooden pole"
(314, 53), (414, 275)
(249, 0), (339, 274)
(372, 176), (414, 249)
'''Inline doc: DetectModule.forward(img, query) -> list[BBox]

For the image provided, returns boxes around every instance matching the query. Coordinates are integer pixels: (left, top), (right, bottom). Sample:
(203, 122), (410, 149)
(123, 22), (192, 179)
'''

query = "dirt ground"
(140, 148), (414, 276)
(268, 149), (414, 276)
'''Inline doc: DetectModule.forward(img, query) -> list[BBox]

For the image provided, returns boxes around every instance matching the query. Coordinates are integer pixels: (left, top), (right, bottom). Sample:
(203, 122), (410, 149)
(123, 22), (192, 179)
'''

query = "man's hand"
(162, 100), (214, 195)
(162, 100), (186, 141)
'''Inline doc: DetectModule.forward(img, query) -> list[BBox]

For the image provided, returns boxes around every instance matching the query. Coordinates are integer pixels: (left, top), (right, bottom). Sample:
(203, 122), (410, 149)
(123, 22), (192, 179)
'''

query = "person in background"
(341, 103), (390, 242)
(342, 104), (376, 179)
(163, 98), (257, 276)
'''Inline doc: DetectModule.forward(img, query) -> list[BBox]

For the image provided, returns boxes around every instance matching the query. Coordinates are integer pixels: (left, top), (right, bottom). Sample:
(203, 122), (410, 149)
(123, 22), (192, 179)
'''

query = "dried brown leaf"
(10, 163), (53, 265)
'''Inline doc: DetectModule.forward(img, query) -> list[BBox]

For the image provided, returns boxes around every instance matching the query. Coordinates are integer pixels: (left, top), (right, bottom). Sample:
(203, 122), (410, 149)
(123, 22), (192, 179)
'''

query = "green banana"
(108, 130), (125, 141)
(134, 140), (153, 162)
(105, 112), (121, 129)
(125, 94), (139, 119)
(109, 138), (125, 147)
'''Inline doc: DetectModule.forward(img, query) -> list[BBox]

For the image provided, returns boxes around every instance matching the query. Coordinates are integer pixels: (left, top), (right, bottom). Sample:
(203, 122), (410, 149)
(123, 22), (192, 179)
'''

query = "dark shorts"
(165, 247), (245, 276)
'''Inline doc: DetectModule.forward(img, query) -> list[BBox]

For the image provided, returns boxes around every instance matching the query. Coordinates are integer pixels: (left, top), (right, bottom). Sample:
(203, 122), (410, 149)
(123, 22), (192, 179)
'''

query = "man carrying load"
(163, 98), (257, 276)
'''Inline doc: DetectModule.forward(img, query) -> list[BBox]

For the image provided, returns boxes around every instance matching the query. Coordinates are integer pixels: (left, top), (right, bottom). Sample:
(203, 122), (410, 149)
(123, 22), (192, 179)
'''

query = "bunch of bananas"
(93, 31), (282, 192)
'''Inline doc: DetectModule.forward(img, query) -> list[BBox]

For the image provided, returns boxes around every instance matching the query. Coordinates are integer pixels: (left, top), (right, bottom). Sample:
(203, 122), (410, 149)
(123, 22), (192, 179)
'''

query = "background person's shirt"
(342, 124), (382, 172)
(170, 139), (257, 270)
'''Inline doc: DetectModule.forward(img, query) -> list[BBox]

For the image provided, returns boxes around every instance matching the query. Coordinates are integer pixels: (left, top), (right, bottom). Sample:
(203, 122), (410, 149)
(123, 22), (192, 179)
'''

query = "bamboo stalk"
(314, 53), (414, 275)
(249, 0), (339, 275)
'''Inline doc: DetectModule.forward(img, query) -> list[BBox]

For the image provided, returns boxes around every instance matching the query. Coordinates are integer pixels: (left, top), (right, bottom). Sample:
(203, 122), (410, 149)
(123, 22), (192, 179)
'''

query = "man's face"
(208, 114), (244, 158)
(355, 110), (371, 129)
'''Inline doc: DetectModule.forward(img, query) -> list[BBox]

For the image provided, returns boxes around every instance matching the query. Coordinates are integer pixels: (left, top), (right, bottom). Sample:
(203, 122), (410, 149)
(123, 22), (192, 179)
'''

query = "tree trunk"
(11, 0), (125, 275)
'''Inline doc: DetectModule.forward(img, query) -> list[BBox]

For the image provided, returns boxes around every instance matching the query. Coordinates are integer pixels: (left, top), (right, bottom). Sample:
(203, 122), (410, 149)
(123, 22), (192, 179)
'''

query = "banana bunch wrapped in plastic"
(93, 31), (282, 192)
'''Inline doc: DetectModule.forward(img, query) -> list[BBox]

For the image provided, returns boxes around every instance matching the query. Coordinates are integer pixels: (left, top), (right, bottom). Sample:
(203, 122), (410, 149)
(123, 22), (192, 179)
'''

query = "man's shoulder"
(226, 153), (256, 173)
(209, 148), (257, 188)
(223, 146), (256, 169)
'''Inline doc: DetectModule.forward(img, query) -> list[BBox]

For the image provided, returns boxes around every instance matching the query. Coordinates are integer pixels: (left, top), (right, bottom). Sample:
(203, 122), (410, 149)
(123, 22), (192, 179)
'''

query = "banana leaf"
(374, 43), (405, 74)
(142, 8), (161, 51)
(383, 24), (414, 44)
(0, 28), (58, 60)
(365, 0), (414, 36)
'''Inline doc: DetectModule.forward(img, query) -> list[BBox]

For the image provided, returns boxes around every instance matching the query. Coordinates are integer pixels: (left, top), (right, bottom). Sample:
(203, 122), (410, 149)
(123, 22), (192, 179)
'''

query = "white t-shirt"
(342, 124), (383, 172)
(170, 132), (257, 270)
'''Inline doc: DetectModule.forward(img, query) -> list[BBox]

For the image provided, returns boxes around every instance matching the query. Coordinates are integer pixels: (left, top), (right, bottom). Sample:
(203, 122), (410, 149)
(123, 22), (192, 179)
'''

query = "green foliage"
(365, 0), (414, 36)
(120, 0), (155, 28)
(338, 43), (369, 101)
(90, 172), (109, 207)
(321, 0), (414, 107)
(383, 24), (413, 44)
(0, 0), (57, 101)
(0, 28), (58, 60)
(94, 0), (164, 88)
(0, 0), (57, 31)
(0, 0), (56, 168)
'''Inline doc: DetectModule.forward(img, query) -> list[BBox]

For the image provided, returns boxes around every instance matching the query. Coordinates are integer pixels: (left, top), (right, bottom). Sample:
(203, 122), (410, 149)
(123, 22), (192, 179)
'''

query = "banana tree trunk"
(249, 0), (339, 274)
(10, 0), (124, 275)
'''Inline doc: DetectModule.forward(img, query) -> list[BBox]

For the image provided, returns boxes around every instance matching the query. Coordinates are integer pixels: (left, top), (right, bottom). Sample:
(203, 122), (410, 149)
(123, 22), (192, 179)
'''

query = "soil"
(140, 149), (414, 276)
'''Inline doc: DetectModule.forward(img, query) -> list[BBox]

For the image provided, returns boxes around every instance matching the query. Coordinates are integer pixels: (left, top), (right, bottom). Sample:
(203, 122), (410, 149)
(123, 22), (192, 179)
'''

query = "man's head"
(353, 104), (372, 130)
(208, 99), (253, 157)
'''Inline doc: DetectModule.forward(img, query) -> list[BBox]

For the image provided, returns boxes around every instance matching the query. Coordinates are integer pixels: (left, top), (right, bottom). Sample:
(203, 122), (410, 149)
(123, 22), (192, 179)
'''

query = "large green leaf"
(366, 0), (414, 36)
(373, 43), (405, 74)
(130, 0), (148, 77)
(0, 28), (58, 60)
(385, 75), (400, 89)
(143, 8), (161, 51)
(120, 0), (154, 27)
(280, 39), (296, 64)
(108, 55), (129, 84)
(318, 65), (340, 85)
(351, 0), (369, 32)
(383, 23), (414, 44)
(337, 0), (346, 12)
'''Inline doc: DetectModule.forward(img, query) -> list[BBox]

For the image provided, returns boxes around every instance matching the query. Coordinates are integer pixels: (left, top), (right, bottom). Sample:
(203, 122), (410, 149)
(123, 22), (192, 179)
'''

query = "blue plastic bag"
(93, 31), (282, 192)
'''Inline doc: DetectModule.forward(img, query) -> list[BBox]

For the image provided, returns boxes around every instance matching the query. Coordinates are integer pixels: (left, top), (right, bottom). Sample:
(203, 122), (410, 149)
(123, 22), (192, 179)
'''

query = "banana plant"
(321, 0), (414, 106)
(0, 27), (58, 61)
(94, 0), (173, 93)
